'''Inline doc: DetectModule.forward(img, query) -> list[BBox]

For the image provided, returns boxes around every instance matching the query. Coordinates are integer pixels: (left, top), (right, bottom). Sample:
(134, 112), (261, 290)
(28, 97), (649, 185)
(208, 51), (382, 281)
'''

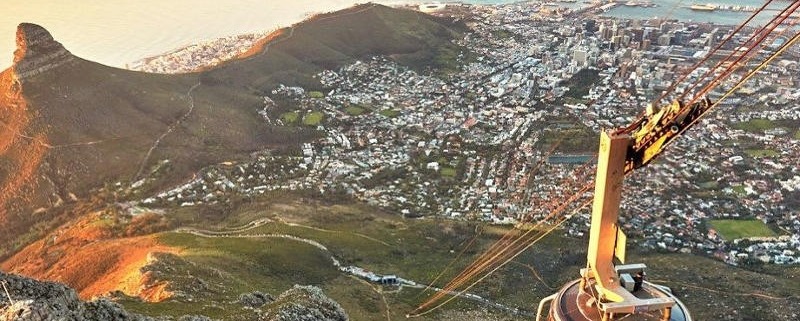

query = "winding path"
(281, 220), (392, 247)
(134, 81), (201, 181)
(511, 260), (555, 290)
(173, 219), (530, 317)
(130, 3), (385, 182)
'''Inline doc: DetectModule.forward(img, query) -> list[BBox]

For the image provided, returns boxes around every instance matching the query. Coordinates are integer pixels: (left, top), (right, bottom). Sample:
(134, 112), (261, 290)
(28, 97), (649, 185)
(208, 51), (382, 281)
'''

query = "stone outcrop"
(0, 271), (153, 321)
(261, 285), (348, 321)
(238, 291), (274, 309)
(12, 23), (75, 81)
(1, 271), (350, 321)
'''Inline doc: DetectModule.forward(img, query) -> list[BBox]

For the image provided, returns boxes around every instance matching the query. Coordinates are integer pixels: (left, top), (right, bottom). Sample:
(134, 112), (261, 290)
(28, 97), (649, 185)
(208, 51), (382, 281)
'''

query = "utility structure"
(540, 98), (714, 321)
(410, 2), (798, 318)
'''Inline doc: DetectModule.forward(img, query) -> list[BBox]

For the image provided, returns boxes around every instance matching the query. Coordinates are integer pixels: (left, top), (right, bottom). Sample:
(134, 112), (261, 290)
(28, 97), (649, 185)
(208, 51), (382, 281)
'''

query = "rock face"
(1, 271), (350, 321)
(0, 271), (153, 321)
(238, 291), (274, 309)
(262, 285), (348, 321)
(12, 23), (75, 80)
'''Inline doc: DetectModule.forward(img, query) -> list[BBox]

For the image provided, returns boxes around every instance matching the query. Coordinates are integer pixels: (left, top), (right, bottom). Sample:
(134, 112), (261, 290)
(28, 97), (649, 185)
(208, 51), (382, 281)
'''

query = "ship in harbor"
(624, 1), (658, 8)
(690, 4), (716, 11)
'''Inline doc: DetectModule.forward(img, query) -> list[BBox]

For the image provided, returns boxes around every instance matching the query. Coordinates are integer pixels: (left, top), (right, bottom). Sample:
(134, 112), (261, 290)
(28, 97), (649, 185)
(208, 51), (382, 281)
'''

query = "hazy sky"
(0, 0), (417, 69)
(1, 0), (772, 69)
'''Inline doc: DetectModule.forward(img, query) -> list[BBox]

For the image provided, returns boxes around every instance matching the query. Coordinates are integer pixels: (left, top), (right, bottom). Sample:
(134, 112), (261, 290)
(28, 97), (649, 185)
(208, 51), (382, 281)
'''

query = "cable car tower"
(538, 98), (715, 321)
(410, 2), (798, 319)
(537, 5), (800, 318)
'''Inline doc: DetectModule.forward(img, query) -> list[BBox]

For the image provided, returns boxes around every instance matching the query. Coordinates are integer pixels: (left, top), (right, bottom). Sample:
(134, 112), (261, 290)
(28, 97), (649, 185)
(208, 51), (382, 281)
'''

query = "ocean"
(604, 0), (785, 26)
(0, 0), (787, 69)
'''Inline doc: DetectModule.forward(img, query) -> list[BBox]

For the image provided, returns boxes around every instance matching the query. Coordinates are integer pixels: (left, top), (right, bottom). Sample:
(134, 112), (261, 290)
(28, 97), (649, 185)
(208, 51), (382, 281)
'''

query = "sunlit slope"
(1, 211), (179, 301)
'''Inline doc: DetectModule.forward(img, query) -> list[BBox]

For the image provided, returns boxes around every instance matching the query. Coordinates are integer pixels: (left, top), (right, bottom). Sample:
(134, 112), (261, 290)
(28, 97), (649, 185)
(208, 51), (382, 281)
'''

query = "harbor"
(683, 3), (784, 13)
(603, 0), (788, 25)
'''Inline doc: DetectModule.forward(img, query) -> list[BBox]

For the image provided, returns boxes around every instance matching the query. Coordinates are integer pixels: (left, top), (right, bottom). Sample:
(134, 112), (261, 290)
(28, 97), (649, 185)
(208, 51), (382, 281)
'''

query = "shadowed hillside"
(0, 4), (466, 258)
(207, 3), (467, 90)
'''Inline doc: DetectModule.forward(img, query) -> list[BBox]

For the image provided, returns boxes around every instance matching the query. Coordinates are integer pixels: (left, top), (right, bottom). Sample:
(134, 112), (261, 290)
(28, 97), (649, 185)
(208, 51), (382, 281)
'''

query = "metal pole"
(1, 281), (13, 305)
(535, 293), (557, 321)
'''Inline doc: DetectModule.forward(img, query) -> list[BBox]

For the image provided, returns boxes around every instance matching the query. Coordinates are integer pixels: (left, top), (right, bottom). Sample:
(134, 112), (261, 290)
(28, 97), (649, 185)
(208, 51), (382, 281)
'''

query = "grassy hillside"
(114, 195), (799, 321)
(3, 188), (797, 320)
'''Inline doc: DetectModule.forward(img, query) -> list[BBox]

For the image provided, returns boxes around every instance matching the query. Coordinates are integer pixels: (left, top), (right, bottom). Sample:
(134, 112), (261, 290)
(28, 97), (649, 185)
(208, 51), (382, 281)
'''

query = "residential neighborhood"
(130, 2), (800, 266)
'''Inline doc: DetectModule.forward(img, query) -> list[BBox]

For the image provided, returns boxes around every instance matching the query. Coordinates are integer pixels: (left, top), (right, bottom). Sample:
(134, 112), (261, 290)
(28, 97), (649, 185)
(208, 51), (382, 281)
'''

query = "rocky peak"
(12, 23), (74, 81)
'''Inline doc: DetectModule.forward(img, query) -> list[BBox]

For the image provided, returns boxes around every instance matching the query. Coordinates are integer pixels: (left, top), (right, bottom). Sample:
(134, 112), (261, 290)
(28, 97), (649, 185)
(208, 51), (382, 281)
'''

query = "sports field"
(709, 219), (776, 240)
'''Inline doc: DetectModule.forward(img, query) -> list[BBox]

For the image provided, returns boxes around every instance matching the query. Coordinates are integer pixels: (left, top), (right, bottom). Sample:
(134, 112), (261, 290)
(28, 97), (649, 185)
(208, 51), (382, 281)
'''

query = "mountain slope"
(0, 4), (466, 258)
(0, 269), (349, 321)
(207, 3), (466, 90)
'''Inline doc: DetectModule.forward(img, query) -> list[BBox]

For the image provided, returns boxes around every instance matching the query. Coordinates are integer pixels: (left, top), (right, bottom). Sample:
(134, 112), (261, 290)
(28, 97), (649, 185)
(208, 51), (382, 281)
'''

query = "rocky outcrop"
(12, 23), (75, 81)
(1, 271), (350, 321)
(261, 285), (348, 321)
(0, 271), (153, 321)
(238, 291), (274, 309)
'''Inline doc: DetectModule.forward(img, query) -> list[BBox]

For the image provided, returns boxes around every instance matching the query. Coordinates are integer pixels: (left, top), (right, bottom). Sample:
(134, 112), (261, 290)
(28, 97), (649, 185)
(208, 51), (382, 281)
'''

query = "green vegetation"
(345, 105), (366, 116)
(541, 125), (599, 153)
(113, 193), (800, 321)
(709, 219), (776, 240)
(745, 149), (779, 158)
(733, 118), (777, 133)
(491, 29), (514, 39)
(302, 111), (324, 126)
(432, 46), (462, 76)
(159, 232), (337, 291)
(562, 68), (602, 99)
(634, 250), (800, 321)
(795, 130), (800, 139)
(120, 233), (338, 319)
(89, 216), (116, 228)
(280, 110), (325, 126)
(281, 111), (300, 124)
(121, 200), (540, 320)
(308, 91), (325, 99)
(379, 109), (401, 118)
(732, 185), (747, 195)
(440, 167), (457, 177)
(563, 97), (588, 105)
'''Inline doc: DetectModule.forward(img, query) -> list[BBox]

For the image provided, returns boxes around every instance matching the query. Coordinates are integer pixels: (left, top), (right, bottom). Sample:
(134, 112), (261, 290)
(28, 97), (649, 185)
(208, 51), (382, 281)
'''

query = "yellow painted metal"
(642, 133), (671, 166)
(615, 229), (627, 264)
(631, 100), (681, 168)
(586, 131), (630, 303)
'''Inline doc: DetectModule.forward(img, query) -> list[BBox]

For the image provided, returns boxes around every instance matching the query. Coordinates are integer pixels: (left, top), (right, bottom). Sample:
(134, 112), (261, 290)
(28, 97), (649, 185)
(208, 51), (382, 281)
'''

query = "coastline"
(0, 0), (783, 70)
(0, 0), (418, 70)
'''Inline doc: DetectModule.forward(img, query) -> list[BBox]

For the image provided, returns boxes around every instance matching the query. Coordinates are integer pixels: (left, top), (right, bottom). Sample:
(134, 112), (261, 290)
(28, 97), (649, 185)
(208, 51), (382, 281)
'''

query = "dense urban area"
(132, 2), (800, 267)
